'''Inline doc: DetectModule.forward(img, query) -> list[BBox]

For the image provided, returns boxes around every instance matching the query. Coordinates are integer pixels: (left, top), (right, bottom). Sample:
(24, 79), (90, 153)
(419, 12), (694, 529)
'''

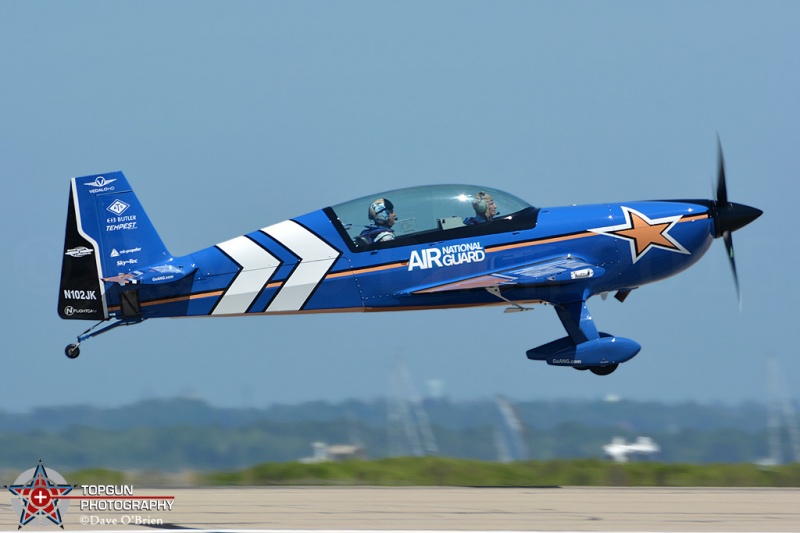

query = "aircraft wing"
(412, 257), (604, 294)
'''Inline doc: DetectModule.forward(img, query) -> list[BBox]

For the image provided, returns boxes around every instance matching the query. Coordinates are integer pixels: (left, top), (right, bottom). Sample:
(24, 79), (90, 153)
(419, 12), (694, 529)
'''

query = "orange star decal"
(590, 206), (689, 263)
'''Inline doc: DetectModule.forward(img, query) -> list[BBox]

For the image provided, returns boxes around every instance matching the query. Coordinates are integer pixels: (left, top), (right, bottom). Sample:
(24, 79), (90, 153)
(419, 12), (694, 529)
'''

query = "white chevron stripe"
(263, 220), (339, 312)
(213, 236), (280, 315)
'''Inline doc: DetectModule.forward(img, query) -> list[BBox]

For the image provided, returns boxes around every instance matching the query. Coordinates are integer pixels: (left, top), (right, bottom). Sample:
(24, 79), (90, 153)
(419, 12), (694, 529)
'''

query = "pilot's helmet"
(368, 198), (394, 225)
(472, 191), (494, 215)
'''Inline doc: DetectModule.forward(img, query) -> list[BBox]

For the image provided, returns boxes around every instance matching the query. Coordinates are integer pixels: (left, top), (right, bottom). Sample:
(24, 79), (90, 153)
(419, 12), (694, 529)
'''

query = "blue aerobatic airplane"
(59, 143), (760, 375)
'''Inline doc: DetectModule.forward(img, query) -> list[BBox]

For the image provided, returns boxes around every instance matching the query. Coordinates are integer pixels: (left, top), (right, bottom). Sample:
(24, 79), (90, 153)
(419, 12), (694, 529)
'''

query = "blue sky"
(2, 1), (797, 411)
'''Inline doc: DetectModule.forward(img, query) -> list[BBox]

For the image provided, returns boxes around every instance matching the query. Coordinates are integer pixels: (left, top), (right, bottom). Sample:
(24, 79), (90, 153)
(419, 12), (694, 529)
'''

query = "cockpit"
(326, 184), (538, 251)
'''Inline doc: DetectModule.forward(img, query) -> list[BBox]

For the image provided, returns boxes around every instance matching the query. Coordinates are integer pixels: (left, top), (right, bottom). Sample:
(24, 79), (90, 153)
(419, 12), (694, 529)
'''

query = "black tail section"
(59, 185), (106, 320)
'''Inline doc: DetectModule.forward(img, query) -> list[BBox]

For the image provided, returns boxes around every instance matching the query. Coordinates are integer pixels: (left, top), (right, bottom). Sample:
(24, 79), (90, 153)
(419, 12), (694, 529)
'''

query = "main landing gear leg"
(64, 318), (146, 359)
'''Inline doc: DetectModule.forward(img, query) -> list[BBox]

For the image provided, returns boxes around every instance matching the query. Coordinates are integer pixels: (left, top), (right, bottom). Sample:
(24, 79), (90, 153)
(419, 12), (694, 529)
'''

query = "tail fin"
(58, 171), (171, 320)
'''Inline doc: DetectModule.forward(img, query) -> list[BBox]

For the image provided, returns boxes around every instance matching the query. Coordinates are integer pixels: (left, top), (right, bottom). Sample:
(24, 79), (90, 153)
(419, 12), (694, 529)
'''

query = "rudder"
(58, 171), (171, 320)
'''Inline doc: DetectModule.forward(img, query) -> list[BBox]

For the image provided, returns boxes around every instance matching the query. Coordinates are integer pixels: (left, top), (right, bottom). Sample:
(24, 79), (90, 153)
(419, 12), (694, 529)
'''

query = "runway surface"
(2, 486), (799, 531)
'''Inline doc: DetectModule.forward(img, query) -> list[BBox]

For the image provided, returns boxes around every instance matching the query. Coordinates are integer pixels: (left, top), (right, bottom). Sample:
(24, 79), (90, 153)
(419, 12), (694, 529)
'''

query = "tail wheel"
(590, 363), (618, 376)
(65, 344), (80, 359)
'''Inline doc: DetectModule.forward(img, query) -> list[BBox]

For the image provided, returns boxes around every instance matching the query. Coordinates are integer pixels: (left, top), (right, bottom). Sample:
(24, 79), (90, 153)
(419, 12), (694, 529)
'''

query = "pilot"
(359, 198), (397, 244)
(463, 191), (496, 225)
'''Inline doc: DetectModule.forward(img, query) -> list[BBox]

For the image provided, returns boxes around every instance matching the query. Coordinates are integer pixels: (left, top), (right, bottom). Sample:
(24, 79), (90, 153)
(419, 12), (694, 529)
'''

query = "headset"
(473, 192), (492, 215)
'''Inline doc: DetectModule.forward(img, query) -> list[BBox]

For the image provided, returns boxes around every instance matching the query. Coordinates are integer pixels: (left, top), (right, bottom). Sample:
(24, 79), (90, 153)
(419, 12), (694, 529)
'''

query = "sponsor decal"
(64, 246), (93, 258)
(63, 289), (97, 301)
(551, 358), (582, 364)
(83, 176), (117, 194)
(63, 306), (97, 316)
(106, 199), (130, 216)
(116, 258), (138, 267)
(408, 241), (486, 271)
(6, 460), (175, 528)
(106, 221), (137, 232)
(110, 247), (141, 258)
(105, 209), (138, 232)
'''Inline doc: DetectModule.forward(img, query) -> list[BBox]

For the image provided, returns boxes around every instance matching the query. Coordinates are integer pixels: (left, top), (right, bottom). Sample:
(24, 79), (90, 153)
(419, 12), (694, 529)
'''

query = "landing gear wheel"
(65, 344), (80, 359)
(590, 363), (618, 376)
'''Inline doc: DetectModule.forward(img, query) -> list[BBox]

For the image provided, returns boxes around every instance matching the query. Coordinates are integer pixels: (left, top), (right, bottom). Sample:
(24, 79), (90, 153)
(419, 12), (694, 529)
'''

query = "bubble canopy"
(326, 184), (538, 251)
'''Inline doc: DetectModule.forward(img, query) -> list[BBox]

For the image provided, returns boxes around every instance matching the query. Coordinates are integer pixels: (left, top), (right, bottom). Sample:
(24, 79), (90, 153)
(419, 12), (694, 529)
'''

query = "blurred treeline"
(0, 397), (791, 471)
(202, 457), (800, 487)
(67, 458), (800, 487)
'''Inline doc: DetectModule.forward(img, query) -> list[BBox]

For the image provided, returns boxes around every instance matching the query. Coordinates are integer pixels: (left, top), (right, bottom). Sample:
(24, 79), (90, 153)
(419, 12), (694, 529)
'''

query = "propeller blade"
(710, 137), (760, 309)
(715, 135), (728, 207)
(722, 230), (741, 309)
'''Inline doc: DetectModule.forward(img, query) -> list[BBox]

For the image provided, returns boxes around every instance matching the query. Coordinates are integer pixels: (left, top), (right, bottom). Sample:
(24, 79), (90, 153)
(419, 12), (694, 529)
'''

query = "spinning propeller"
(711, 137), (762, 307)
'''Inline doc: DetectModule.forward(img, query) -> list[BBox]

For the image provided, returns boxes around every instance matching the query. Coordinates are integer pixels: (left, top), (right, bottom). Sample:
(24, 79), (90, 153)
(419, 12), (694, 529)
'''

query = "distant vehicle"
(59, 141), (760, 376)
(603, 436), (660, 463)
